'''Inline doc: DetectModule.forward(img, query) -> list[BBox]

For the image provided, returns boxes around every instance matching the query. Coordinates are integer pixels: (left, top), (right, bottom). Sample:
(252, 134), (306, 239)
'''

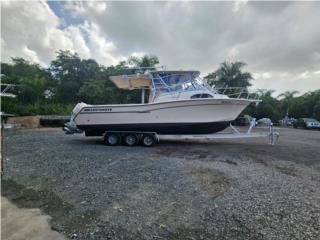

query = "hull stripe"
(78, 121), (230, 135)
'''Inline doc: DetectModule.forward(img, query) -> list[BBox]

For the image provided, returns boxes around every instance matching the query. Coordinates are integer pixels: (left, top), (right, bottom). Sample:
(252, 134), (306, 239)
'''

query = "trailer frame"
(158, 121), (279, 145)
(99, 120), (279, 146)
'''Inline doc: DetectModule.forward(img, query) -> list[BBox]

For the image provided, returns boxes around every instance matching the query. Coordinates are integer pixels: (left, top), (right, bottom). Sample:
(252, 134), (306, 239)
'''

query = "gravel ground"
(1, 127), (320, 239)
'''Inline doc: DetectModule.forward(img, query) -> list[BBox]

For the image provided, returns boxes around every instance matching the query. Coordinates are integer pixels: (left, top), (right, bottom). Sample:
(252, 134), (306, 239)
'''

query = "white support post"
(247, 118), (256, 134)
(230, 123), (240, 134)
(141, 89), (145, 104)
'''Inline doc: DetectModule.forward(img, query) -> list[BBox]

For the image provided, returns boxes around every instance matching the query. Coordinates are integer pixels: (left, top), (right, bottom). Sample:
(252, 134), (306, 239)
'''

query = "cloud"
(1, 0), (120, 66)
(80, 21), (121, 65)
(1, 1), (320, 94)
(253, 70), (319, 95)
(233, 0), (248, 13)
(299, 71), (310, 79)
(253, 72), (272, 80)
(62, 2), (320, 71)
(2, 1), (70, 65)
(64, 0), (107, 16)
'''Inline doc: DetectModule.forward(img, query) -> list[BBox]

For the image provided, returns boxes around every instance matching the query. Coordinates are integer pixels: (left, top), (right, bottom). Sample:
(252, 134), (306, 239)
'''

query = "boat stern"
(63, 102), (88, 134)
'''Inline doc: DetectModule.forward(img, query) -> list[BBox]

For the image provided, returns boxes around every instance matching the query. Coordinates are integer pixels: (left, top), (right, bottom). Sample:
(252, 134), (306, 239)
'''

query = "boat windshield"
(151, 72), (207, 93)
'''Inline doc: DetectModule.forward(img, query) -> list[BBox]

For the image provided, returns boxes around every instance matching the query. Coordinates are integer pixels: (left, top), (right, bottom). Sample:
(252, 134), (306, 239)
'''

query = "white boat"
(65, 70), (258, 137)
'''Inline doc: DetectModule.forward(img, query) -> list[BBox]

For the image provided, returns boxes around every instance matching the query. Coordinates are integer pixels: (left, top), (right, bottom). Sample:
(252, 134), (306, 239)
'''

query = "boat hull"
(73, 98), (251, 135)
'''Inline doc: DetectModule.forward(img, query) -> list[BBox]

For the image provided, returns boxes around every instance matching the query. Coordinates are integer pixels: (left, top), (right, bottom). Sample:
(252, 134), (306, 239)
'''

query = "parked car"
(279, 117), (296, 126)
(293, 118), (320, 130)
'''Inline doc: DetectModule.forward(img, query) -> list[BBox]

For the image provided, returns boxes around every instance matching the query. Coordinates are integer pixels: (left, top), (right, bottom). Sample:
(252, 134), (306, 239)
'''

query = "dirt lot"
(1, 127), (320, 239)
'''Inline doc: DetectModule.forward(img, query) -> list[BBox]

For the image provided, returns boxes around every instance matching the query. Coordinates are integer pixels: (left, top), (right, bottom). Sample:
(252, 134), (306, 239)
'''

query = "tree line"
(1, 50), (319, 121)
(1, 50), (159, 115)
(204, 62), (320, 121)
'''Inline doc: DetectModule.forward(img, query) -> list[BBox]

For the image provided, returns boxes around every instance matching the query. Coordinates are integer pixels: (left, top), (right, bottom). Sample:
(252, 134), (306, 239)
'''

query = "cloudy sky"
(1, 0), (320, 94)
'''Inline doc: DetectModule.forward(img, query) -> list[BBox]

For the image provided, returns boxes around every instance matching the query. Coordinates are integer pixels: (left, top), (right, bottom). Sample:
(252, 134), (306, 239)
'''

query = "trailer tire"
(124, 133), (139, 146)
(104, 133), (121, 146)
(142, 134), (156, 147)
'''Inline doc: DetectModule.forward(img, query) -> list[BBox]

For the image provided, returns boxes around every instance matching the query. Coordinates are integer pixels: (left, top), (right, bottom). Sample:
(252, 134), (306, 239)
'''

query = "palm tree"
(257, 89), (275, 98)
(278, 90), (299, 117)
(128, 55), (159, 69)
(204, 61), (253, 88)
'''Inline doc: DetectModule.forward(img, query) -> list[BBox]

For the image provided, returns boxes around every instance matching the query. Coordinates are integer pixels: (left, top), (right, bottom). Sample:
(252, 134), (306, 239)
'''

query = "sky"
(1, 0), (320, 95)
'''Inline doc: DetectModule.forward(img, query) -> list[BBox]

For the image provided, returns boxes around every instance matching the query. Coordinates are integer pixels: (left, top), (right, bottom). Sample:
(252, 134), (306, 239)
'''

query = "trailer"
(66, 120), (279, 147)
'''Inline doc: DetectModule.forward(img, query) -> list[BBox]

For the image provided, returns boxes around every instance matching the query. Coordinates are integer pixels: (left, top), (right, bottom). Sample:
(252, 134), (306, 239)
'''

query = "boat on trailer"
(64, 69), (271, 146)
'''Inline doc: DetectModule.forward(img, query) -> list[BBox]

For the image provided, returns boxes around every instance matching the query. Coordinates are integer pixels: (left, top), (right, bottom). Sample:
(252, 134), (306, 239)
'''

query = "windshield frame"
(149, 72), (212, 94)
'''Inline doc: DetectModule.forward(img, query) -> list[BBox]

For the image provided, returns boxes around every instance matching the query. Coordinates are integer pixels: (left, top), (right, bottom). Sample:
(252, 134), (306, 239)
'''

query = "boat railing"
(150, 82), (260, 101)
(1, 83), (18, 98)
(149, 72), (260, 102)
(213, 86), (260, 100)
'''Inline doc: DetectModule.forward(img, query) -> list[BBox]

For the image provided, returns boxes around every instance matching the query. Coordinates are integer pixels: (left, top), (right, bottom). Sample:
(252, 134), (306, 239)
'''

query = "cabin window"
(190, 94), (213, 99)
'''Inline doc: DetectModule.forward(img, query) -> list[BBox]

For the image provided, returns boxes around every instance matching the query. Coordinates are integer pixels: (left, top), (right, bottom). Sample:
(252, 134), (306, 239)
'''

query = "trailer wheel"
(142, 134), (156, 147)
(124, 134), (139, 146)
(104, 133), (121, 146)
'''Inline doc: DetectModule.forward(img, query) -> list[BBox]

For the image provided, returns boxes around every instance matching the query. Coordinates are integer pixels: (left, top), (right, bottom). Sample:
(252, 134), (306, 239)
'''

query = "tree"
(78, 80), (108, 104)
(256, 90), (282, 121)
(277, 90), (300, 117)
(244, 89), (283, 122)
(313, 102), (320, 120)
(1, 58), (50, 103)
(128, 55), (159, 69)
(204, 61), (252, 89)
(2, 54), (320, 120)
(289, 90), (320, 119)
(50, 50), (105, 103)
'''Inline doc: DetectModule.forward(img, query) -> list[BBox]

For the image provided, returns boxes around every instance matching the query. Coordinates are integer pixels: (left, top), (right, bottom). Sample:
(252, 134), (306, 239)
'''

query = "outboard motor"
(63, 121), (82, 134)
(63, 102), (88, 134)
